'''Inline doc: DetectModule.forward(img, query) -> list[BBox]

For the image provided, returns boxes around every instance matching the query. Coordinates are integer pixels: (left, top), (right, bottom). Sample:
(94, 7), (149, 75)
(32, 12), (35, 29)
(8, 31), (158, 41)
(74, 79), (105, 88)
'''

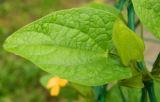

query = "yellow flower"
(50, 85), (60, 96)
(47, 77), (68, 96)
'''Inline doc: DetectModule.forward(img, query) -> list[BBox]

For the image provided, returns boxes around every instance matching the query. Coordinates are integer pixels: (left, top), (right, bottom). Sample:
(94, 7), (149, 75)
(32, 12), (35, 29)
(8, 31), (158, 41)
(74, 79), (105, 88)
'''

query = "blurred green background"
(0, 0), (93, 102)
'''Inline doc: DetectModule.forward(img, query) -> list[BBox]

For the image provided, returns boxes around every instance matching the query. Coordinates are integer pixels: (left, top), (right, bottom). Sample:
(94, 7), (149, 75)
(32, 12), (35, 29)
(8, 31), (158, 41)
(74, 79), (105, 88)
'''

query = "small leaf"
(119, 74), (144, 88)
(112, 20), (145, 66)
(119, 63), (144, 88)
(132, 0), (160, 39)
(4, 7), (131, 86)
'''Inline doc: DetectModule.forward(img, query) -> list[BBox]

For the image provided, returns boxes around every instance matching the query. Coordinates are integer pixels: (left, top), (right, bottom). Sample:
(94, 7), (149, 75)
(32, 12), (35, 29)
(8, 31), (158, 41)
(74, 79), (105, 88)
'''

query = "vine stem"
(141, 87), (147, 102)
(127, 1), (157, 102)
(144, 80), (157, 102)
(127, 2), (135, 30)
(127, 1), (147, 102)
(115, 0), (126, 10)
(94, 85), (106, 102)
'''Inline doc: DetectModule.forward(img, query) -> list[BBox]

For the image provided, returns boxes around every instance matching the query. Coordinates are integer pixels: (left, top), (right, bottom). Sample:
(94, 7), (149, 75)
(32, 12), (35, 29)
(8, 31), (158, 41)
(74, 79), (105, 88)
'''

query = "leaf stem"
(94, 85), (106, 102)
(141, 87), (147, 102)
(127, 0), (144, 72)
(127, 3), (150, 102)
(144, 80), (157, 102)
(127, 1), (135, 31)
(115, 0), (126, 11)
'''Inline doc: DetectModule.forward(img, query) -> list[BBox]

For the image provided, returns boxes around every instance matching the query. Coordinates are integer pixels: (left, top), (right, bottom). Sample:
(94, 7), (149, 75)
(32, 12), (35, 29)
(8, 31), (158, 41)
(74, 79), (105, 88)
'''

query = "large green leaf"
(87, 2), (120, 16)
(112, 20), (145, 66)
(69, 83), (94, 98)
(132, 0), (160, 39)
(4, 7), (131, 86)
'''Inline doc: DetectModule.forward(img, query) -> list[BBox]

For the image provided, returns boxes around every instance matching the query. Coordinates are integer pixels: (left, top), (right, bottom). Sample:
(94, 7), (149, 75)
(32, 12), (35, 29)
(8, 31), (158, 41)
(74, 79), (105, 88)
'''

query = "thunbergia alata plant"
(3, 0), (160, 102)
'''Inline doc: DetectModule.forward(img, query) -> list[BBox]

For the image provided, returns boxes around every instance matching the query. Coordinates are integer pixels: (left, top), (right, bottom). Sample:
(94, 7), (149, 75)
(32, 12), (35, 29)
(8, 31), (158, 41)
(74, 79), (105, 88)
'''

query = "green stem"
(119, 86), (127, 102)
(115, 0), (126, 10)
(127, 1), (135, 30)
(127, 1), (145, 71)
(127, 1), (150, 102)
(94, 85), (106, 102)
(127, 0), (144, 72)
(141, 87), (147, 102)
(144, 80), (157, 102)
(127, 1), (157, 102)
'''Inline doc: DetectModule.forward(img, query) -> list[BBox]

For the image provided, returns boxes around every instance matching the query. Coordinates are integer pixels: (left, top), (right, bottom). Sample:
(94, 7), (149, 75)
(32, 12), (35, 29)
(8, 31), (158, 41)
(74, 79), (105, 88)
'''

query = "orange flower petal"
(47, 77), (60, 89)
(50, 85), (60, 96)
(59, 79), (68, 87)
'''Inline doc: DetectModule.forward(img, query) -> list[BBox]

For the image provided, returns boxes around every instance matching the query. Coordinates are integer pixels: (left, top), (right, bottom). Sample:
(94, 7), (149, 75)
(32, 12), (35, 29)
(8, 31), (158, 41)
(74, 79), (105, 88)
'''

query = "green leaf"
(106, 84), (141, 102)
(4, 7), (131, 86)
(87, 2), (120, 16)
(69, 83), (94, 98)
(112, 20), (145, 66)
(119, 74), (144, 89)
(106, 85), (124, 102)
(119, 64), (144, 88)
(107, 81), (160, 102)
(132, 0), (160, 39)
(120, 86), (141, 102)
(118, 63), (144, 88)
(119, 74), (144, 88)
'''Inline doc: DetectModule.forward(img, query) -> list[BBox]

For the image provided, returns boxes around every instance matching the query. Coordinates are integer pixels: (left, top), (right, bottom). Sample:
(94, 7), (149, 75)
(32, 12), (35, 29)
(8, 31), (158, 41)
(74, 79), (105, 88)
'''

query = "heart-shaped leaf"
(4, 7), (131, 86)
